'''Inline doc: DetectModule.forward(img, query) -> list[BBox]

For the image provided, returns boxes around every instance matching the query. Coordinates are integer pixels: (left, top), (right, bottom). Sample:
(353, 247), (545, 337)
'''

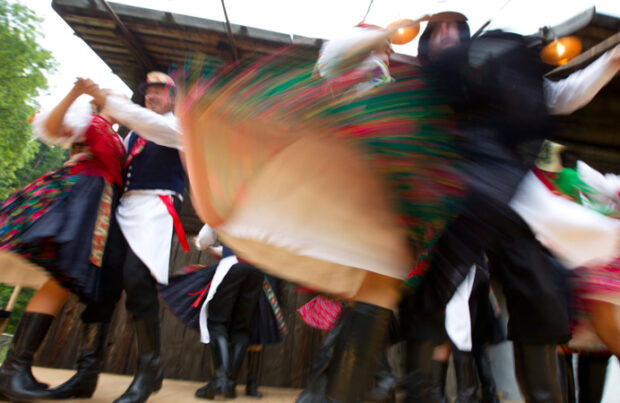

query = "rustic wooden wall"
(35, 235), (327, 388)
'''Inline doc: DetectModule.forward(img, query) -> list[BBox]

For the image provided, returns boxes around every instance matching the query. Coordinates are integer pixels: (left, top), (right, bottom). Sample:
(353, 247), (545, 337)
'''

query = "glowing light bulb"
(556, 41), (565, 56)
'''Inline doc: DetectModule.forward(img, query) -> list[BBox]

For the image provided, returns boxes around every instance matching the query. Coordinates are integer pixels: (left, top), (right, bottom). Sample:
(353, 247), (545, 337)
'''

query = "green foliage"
(0, 0), (56, 199)
(0, 284), (35, 335)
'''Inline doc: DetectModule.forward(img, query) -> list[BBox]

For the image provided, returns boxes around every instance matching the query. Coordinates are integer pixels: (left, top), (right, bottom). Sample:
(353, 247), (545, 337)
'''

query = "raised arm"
(43, 78), (89, 139)
(89, 88), (182, 150)
(544, 44), (620, 115)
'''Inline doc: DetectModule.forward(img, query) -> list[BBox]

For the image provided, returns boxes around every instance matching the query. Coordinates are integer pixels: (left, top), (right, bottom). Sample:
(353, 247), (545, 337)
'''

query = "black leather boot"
(36, 322), (110, 399)
(452, 346), (480, 403)
(296, 315), (345, 403)
(365, 349), (397, 403)
(513, 343), (563, 403)
(0, 312), (53, 401)
(474, 347), (500, 403)
(577, 353), (609, 403)
(404, 339), (442, 403)
(556, 352), (575, 403)
(195, 333), (235, 399)
(228, 341), (249, 397)
(431, 360), (448, 403)
(113, 317), (163, 403)
(245, 350), (263, 398)
(325, 302), (392, 403)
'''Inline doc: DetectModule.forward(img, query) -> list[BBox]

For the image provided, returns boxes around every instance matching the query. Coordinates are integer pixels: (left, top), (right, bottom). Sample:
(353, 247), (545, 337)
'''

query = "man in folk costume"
(410, 11), (620, 403)
(41, 72), (187, 403)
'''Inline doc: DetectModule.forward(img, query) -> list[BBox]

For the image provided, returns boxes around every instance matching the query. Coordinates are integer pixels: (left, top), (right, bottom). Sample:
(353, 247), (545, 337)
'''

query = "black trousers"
(82, 196), (181, 323)
(207, 262), (264, 345)
(415, 187), (571, 344)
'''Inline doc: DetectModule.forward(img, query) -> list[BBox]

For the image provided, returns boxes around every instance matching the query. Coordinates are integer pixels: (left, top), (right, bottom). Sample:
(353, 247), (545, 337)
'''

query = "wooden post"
(0, 286), (21, 335)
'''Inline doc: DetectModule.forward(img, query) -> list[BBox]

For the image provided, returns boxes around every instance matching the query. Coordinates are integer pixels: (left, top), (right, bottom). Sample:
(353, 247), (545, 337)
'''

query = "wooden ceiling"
(52, 0), (324, 94)
(52, 0), (620, 180)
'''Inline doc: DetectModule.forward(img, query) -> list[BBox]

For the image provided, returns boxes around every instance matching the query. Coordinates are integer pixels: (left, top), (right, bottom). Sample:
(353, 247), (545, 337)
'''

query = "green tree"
(0, 0), (56, 199)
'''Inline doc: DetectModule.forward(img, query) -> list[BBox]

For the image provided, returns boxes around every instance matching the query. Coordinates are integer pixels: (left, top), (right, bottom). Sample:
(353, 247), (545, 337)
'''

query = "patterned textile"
(0, 167), (78, 249)
(89, 180), (114, 267)
(262, 277), (287, 336)
(176, 47), (464, 291)
(297, 295), (344, 330)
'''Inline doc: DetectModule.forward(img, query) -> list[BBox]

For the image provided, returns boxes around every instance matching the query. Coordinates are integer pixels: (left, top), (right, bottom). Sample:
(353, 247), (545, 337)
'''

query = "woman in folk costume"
(159, 224), (285, 399)
(174, 20), (464, 402)
(0, 78), (125, 401)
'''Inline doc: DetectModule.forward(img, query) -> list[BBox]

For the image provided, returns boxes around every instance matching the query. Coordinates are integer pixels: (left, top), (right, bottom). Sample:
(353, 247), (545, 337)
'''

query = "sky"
(14, 0), (620, 109)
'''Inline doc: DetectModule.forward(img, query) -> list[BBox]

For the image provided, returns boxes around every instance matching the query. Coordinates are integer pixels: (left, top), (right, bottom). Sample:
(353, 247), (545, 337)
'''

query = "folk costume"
(175, 22), (465, 402)
(42, 72), (187, 403)
(159, 223), (287, 399)
(0, 98), (125, 400)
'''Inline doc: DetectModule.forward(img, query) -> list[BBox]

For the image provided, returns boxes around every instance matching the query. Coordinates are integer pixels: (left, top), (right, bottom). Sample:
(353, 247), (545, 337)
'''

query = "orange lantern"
(540, 36), (582, 66)
(387, 19), (420, 45)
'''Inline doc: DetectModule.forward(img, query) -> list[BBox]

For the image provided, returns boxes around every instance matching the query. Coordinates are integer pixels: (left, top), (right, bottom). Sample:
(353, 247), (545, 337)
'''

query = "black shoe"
(195, 333), (235, 399)
(324, 302), (392, 403)
(113, 317), (163, 403)
(0, 312), (54, 401)
(36, 321), (110, 399)
(513, 343), (563, 403)
(245, 350), (263, 398)
(452, 346), (479, 403)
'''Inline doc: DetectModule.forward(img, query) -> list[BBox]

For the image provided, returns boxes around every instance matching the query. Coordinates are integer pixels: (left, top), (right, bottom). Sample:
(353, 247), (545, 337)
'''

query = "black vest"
(124, 132), (185, 195)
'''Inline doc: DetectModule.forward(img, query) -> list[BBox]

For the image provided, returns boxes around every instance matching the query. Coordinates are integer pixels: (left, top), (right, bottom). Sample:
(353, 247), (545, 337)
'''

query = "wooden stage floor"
(28, 367), (301, 402)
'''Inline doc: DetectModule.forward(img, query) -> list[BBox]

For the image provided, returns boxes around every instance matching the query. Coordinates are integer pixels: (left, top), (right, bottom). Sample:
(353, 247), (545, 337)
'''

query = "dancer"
(174, 19), (465, 402)
(0, 78), (125, 401)
(41, 71), (186, 403)
(410, 12), (620, 403)
(158, 224), (267, 399)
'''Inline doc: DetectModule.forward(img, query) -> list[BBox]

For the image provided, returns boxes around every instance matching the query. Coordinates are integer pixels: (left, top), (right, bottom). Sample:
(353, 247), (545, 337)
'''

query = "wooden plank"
(32, 367), (302, 402)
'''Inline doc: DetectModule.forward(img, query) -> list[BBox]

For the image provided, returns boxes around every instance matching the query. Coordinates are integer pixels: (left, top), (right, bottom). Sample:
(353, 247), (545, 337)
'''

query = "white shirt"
(102, 97), (185, 285)
(544, 45), (620, 115)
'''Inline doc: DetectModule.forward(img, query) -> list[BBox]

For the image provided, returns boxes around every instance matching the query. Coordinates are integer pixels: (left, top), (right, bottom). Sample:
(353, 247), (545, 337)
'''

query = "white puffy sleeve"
(31, 98), (93, 148)
(544, 45), (620, 115)
(194, 224), (217, 250)
(102, 94), (182, 150)
(316, 28), (387, 79)
(576, 161), (620, 211)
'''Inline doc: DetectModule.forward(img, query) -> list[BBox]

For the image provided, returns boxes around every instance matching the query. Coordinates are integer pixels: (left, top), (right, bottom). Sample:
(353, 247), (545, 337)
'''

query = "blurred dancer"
(0, 78), (125, 401)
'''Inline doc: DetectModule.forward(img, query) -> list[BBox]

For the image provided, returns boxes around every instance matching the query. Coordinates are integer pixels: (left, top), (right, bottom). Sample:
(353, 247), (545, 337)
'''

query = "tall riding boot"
(513, 343), (563, 403)
(245, 350), (263, 398)
(114, 317), (163, 403)
(229, 341), (250, 398)
(577, 354), (609, 403)
(431, 360), (448, 403)
(365, 349), (397, 403)
(296, 316), (345, 403)
(325, 302), (392, 403)
(556, 352), (575, 403)
(0, 312), (53, 400)
(452, 346), (480, 403)
(404, 339), (442, 403)
(195, 333), (234, 399)
(36, 322), (110, 399)
(474, 347), (500, 403)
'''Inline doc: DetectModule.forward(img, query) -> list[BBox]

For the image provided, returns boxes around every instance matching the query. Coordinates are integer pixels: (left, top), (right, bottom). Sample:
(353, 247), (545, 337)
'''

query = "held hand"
(609, 43), (620, 66)
(72, 77), (89, 95)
